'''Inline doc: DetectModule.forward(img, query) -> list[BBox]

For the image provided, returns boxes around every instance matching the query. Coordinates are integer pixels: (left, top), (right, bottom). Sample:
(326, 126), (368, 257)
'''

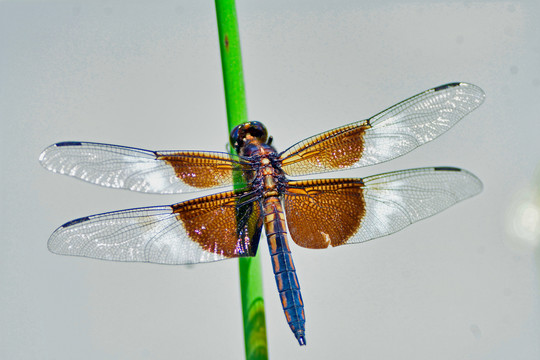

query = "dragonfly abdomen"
(263, 197), (306, 345)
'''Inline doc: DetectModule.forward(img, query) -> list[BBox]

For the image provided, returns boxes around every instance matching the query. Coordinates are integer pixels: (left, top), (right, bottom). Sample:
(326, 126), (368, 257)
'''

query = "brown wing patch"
(279, 123), (370, 176)
(172, 190), (263, 257)
(284, 179), (366, 248)
(157, 151), (250, 189)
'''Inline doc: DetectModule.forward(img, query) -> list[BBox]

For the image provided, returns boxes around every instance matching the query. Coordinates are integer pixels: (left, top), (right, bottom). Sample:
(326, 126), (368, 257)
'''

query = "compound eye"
(246, 121), (268, 143)
(229, 121), (269, 151)
(229, 125), (242, 150)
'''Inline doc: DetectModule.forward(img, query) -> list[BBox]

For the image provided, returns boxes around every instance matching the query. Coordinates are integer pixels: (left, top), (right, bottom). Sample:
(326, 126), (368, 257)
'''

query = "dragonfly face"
(230, 120), (269, 154)
(40, 82), (485, 345)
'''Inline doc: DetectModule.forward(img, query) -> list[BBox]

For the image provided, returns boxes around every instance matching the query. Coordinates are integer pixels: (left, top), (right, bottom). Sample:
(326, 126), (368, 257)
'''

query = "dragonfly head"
(230, 121), (269, 153)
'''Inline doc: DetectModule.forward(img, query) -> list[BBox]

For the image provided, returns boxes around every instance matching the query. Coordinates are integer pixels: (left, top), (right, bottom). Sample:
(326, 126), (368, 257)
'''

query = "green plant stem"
(214, 1), (269, 359)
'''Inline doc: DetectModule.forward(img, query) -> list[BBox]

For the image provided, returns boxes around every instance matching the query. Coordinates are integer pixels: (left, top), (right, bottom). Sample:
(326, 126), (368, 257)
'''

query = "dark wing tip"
(433, 166), (461, 172)
(433, 82), (462, 92)
(433, 166), (484, 194)
(55, 141), (83, 147)
(432, 82), (486, 113)
(39, 142), (84, 165)
(61, 216), (91, 228)
(433, 82), (485, 99)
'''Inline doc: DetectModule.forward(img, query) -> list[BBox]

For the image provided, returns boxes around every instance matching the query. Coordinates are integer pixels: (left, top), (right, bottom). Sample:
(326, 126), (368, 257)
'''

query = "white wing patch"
(347, 167), (483, 244)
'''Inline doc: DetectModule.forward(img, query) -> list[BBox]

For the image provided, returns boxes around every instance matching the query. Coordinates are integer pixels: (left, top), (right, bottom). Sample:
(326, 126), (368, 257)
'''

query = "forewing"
(280, 83), (485, 176)
(284, 167), (482, 249)
(48, 190), (264, 264)
(39, 142), (252, 194)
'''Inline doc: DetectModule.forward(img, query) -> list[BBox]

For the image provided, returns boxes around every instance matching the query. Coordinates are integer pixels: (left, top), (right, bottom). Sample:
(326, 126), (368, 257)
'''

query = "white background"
(1, 1), (539, 359)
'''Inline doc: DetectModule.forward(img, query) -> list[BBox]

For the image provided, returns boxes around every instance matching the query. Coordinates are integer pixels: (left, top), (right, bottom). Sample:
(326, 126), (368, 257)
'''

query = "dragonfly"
(40, 82), (485, 346)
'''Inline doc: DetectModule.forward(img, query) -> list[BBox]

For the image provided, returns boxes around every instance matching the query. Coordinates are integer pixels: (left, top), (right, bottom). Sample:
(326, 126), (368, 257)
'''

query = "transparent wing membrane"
(39, 142), (251, 194)
(280, 83), (485, 176)
(48, 190), (263, 264)
(284, 167), (482, 248)
(351, 167), (482, 244)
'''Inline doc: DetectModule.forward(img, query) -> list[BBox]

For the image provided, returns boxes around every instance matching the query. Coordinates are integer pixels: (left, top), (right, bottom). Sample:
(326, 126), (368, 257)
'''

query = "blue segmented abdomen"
(263, 197), (306, 345)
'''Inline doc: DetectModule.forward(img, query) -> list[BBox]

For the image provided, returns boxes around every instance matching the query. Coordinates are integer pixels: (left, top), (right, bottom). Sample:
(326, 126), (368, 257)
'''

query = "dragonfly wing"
(279, 83), (485, 176)
(39, 142), (252, 194)
(48, 190), (264, 264)
(284, 167), (482, 248)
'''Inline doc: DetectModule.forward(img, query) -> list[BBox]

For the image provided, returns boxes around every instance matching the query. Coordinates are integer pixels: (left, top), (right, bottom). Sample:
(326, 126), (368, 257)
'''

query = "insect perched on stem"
(40, 82), (484, 345)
